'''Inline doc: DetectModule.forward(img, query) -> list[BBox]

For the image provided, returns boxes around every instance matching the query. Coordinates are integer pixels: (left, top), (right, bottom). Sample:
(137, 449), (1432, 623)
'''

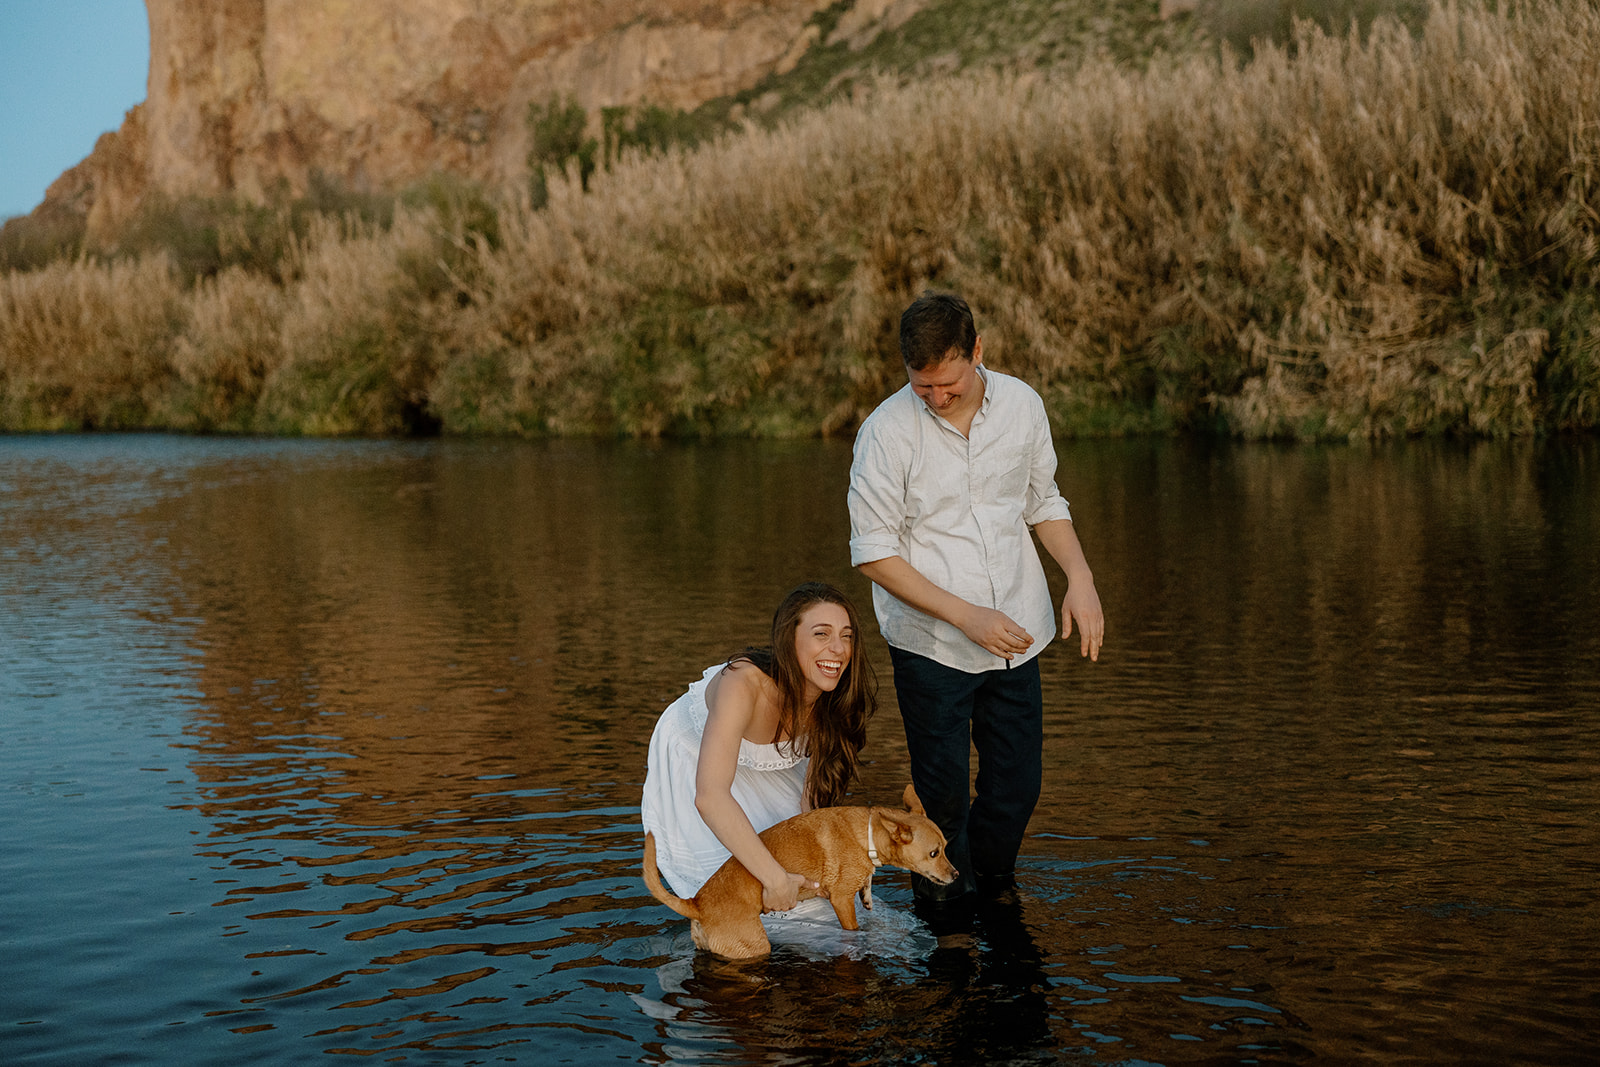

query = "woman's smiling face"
(794, 601), (852, 702)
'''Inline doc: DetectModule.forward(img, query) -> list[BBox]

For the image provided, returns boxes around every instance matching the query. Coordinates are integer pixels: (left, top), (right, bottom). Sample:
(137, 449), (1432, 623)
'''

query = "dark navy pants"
(889, 646), (1044, 902)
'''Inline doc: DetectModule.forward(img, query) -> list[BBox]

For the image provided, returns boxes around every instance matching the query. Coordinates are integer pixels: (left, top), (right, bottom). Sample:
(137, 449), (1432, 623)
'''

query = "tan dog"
(643, 784), (959, 958)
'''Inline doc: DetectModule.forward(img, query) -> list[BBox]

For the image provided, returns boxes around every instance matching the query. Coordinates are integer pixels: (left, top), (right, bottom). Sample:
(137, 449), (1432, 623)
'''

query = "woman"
(641, 581), (876, 912)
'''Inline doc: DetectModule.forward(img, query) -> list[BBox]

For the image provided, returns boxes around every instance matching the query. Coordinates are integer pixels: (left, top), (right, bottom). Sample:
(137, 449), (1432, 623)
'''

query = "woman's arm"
(694, 664), (816, 911)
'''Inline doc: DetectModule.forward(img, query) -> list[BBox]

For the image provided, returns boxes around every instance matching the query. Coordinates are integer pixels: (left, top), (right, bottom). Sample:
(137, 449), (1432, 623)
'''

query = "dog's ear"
(902, 783), (926, 816)
(884, 812), (917, 846)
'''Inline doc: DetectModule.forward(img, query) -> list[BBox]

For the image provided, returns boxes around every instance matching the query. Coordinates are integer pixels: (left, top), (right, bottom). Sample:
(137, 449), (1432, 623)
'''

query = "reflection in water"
(645, 897), (1056, 1064)
(1, 435), (1597, 1064)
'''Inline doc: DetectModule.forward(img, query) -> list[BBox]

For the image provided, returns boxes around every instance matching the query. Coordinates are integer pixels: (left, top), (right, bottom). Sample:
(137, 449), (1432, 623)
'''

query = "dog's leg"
(828, 890), (862, 931)
(714, 918), (773, 959)
(858, 870), (873, 911)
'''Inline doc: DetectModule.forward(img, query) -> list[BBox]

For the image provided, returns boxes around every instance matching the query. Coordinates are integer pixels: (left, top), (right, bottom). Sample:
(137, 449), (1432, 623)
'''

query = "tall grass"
(0, 254), (184, 430)
(441, 0), (1600, 438)
(257, 212), (456, 436)
(163, 266), (286, 432)
(2, 0), (1596, 438)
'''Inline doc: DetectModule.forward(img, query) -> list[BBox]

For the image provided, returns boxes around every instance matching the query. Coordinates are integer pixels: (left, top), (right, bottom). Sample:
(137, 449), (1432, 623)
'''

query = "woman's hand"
(761, 871), (817, 913)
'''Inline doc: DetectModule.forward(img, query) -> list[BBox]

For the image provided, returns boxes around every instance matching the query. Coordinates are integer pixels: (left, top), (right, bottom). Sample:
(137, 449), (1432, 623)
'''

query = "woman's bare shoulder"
(715, 657), (774, 691)
(707, 658), (776, 716)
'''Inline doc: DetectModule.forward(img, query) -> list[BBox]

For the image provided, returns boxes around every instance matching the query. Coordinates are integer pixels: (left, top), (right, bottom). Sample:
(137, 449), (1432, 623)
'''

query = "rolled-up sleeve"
(848, 416), (905, 566)
(847, 370), (1071, 672)
(1022, 392), (1072, 527)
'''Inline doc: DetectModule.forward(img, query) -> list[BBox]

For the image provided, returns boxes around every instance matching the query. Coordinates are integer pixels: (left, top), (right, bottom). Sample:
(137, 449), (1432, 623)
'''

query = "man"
(848, 290), (1104, 909)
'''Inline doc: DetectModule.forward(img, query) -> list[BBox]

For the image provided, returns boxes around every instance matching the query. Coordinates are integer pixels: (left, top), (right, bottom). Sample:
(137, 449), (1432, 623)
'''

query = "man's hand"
(1062, 580), (1104, 661)
(957, 604), (1035, 661)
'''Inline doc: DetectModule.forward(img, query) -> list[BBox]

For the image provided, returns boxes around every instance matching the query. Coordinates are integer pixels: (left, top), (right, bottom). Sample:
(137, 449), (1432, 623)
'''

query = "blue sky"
(0, 0), (149, 221)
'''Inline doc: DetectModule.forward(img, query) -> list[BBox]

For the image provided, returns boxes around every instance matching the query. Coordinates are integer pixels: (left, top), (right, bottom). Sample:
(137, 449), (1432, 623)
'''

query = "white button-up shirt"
(848, 366), (1073, 673)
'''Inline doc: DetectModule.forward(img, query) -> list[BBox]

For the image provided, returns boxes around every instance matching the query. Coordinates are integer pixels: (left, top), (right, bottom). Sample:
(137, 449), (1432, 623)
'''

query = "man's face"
(907, 339), (983, 418)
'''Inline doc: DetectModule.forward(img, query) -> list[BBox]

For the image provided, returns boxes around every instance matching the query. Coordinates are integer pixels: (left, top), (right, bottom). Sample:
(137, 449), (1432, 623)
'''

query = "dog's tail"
(642, 832), (700, 921)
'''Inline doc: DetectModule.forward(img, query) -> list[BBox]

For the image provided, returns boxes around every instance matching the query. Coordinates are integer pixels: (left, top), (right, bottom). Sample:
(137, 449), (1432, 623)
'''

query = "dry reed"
(162, 266), (288, 432)
(258, 210), (451, 436)
(0, 254), (184, 430)
(2, 0), (1595, 438)
(438, 0), (1600, 438)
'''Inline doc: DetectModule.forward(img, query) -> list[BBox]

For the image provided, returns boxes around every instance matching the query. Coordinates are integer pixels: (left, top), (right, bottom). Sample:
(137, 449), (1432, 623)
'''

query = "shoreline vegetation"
(2, 0), (1597, 440)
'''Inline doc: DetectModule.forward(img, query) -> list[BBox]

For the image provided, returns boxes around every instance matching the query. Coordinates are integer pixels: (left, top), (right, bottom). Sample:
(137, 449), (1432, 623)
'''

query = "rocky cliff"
(43, 0), (923, 243)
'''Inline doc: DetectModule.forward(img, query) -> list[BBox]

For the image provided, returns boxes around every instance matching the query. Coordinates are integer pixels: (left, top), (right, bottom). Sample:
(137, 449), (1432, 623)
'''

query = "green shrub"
(527, 95), (598, 208)
(0, 209), (86, 273)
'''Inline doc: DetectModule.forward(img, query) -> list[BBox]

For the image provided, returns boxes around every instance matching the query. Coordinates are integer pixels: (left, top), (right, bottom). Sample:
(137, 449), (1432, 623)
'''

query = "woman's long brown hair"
(727, 581), (876, 809)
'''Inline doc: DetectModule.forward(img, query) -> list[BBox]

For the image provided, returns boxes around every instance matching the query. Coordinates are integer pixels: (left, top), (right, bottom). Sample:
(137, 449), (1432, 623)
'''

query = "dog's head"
(874, 807), (959, 885)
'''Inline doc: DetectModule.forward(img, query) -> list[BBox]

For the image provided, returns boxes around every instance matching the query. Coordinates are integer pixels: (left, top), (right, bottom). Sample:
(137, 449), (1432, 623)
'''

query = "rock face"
(44, 0), (854, 242)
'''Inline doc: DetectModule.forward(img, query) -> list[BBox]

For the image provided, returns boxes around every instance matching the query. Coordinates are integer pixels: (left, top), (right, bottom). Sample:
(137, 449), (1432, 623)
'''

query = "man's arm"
(850, 398), (1036, 661)
(855, 555), (1035, 661)
(1033, 518), (1104, 661)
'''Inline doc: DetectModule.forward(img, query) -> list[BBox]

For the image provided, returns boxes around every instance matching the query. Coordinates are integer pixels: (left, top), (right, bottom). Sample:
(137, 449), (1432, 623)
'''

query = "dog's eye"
(929, 848), (939, 858)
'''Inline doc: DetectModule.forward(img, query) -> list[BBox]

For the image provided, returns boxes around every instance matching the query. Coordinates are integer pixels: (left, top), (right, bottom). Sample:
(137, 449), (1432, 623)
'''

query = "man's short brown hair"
(899, 291), (977, 370)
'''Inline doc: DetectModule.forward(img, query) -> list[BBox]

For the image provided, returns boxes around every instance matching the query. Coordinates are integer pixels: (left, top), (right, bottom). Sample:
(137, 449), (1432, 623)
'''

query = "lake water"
(2, 433), (1597, 1065)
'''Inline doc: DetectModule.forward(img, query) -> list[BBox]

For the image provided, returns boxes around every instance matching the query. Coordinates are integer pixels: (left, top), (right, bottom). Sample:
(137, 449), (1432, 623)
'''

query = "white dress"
(637, 663), (936, 966)
(640, 663), (809, 898)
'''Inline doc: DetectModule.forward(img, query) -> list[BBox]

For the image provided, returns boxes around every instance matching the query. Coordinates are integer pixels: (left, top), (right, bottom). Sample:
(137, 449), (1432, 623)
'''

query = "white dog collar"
(867, 813), (882, 867)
